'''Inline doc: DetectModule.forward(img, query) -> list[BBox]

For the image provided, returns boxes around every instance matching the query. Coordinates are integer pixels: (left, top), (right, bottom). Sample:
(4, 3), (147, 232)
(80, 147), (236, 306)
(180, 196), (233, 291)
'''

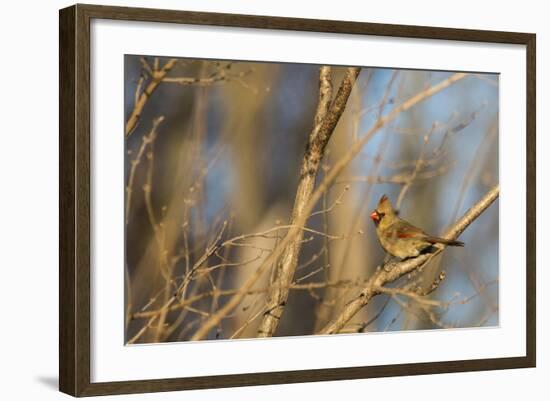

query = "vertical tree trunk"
(257, 67), (361, 337)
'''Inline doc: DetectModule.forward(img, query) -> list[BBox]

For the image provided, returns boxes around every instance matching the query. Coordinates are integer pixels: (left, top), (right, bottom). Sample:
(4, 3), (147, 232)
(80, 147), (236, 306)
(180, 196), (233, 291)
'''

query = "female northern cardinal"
(370, 194), (464, 259)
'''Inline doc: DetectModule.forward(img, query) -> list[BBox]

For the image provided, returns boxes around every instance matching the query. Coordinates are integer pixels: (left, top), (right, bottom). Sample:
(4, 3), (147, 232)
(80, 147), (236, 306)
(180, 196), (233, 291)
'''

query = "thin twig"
(125, 116), (164, 224)
(126, 59), (177, 137)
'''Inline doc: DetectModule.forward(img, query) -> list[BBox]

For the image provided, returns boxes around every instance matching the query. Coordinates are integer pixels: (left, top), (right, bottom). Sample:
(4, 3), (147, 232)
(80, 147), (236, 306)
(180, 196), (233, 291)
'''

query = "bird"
(370, 194), (464, 259)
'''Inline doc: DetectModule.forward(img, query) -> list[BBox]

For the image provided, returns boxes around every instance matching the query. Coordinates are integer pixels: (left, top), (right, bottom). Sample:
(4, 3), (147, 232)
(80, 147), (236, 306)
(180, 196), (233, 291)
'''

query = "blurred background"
(124, 56), (499, 344)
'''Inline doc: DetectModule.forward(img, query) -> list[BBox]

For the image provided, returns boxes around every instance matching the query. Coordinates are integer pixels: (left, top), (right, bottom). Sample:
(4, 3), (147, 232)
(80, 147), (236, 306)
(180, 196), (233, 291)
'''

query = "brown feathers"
(370, 195), (464, 259)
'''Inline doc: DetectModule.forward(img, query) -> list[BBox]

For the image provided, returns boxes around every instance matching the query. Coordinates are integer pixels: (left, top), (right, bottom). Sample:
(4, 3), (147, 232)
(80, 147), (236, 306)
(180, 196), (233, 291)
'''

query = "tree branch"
(125, 116), (165, 224)
(256, 67), (360, 337)
(125, 59), (177, 137)
(319, 184), (499, 334)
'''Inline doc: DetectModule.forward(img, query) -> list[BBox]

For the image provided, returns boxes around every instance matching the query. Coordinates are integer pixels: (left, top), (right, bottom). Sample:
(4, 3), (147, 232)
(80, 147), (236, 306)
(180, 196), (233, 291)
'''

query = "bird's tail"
(427, 236), (464, 247)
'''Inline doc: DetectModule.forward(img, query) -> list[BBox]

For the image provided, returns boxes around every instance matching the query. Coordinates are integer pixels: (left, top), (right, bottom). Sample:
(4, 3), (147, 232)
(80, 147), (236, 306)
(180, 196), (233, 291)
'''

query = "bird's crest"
(377, 194), (395, 215)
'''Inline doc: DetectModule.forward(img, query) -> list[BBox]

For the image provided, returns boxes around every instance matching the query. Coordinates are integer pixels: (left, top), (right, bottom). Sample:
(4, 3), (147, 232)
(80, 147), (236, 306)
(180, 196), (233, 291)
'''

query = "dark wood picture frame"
(59, 3), (536, 397)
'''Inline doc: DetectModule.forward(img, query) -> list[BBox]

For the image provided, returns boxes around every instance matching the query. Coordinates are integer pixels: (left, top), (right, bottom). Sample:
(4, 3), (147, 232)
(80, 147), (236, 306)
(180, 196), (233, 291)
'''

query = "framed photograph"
(59, 4), (536, 397)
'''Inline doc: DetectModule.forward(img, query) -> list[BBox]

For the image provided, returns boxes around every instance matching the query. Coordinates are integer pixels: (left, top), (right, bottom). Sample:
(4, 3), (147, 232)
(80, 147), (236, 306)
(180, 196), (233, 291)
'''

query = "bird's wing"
(385, 221), (427, 239)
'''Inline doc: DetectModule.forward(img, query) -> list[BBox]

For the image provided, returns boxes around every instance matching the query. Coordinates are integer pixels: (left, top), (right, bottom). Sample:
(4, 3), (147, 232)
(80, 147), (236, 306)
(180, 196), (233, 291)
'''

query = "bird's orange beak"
(370, 210), (380, 222)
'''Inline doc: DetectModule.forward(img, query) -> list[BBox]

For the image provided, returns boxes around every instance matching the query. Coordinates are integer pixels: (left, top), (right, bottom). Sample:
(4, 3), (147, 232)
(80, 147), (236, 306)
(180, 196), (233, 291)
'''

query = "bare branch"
(132, 278), (368, 320)
(125, 59), (177, 137)
(125, 116), (164, 224)
(256, 67), (360, 338)
(162, 65), (251, 86)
